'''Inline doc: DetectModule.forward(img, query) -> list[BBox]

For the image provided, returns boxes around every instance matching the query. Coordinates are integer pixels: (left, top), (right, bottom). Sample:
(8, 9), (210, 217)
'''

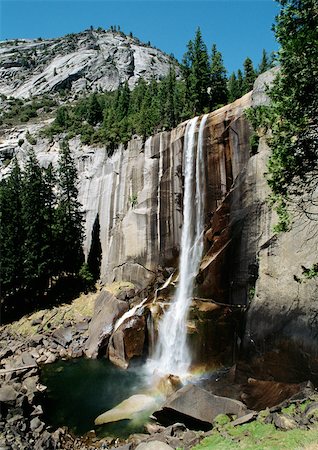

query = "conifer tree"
(87, 92), (103, 125)
(21, 149), (47, 291)
(237, 69), (244, 97)
(0, 160), (24, 295)
(243, 57), (256, 93)
(87, 214), (102, 281)
(55, 141), (84, 275)
(183, 28), (210, 114)
(210, 43), (228, 109)
(116, 81), (131, 122)
(42, 163), (57, 284)
(228, 72), (239, 103)
(258, 49), (271, 75)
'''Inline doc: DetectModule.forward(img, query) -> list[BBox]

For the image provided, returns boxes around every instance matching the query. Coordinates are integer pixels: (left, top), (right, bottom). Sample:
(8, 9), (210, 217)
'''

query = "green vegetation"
(0, 95), (57, 126)
(193, 420), (318, 450)
(43, 29), (270, 148)
(245, 0), (318, 232)
(0, 144), (97, 316)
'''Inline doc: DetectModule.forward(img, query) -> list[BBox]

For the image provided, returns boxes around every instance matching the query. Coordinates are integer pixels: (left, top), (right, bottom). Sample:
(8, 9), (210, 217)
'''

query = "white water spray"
(148, 114), (208, 377)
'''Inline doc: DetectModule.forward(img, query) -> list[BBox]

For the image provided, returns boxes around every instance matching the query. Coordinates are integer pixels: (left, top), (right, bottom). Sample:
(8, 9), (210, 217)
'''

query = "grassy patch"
(193, 421), (318, 450)
(4, 290), (98, 337)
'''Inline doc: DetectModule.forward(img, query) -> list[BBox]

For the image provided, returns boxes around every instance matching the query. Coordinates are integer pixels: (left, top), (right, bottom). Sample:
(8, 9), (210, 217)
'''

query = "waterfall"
(148, 114), (208, 377)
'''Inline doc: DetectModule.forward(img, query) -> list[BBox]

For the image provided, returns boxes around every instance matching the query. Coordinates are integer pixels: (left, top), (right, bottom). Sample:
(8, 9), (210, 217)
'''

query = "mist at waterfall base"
(40, 358), (146, 438)
(147, 114), (208, 378)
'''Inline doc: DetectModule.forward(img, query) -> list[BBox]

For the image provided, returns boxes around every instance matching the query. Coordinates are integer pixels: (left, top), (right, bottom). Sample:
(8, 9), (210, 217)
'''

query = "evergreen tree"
(116, 81), (131, 122)
(210, 43), (228, 109)
(228, 72), (239, 102)
(0, 160), (24, 296)
(243, 57), (256, 93)
(258, 49), (271, 75)
(87, 214), (102, 281)
(87, 92), (103, 125)
(55, 141), (84, 275)
(237, 69), (244, 97)
(183, 28), (210, 114)
(266, 0), (318, 228)
(21, 149), (47, 291)
(42, 163), (57, 284)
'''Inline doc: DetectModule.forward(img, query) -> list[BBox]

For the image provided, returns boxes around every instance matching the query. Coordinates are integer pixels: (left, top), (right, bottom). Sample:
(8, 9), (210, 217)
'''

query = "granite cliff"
(1, 69), (318, 382)
(0, 29), (178, 99)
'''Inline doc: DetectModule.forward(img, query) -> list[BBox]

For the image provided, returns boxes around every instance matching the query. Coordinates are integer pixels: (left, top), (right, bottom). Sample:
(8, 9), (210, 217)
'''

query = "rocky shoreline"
(1, 288), (318, 450)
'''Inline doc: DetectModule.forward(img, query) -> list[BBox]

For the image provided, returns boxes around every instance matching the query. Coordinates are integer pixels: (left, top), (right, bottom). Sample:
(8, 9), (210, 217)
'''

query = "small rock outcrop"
(153, 385), (249, 430)
(85, 289), (128, 358)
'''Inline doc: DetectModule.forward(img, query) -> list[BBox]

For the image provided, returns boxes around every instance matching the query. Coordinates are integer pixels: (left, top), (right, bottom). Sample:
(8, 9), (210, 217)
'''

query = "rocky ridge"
(0, 29), (178, 99)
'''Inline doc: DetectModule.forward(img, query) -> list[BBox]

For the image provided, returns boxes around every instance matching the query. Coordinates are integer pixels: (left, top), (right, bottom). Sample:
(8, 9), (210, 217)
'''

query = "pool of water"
(40, 358), (147, 437)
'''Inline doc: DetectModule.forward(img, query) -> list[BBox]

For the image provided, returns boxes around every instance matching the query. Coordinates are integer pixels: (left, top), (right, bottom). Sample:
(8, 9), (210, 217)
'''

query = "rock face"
(0, 29), (178, 98)
(153, 385), (248, 429)
(85, 289), (128, 358)
(2, 67), (318, 382)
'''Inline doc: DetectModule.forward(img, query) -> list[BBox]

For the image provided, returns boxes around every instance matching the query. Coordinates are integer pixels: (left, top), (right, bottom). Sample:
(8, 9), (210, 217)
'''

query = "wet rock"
(52, 327), (73, 347)
(0, 385), (19, 402)
(85, 290), (128, 359)
(154, 385), (248, 430)
(240, 378), (303, 411)
(135, 442), (173, 450)
(108, 315), (145, 369)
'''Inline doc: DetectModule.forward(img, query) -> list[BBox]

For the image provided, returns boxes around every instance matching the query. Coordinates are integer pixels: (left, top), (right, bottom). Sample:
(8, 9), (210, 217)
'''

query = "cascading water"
(148, 114), (208, 377)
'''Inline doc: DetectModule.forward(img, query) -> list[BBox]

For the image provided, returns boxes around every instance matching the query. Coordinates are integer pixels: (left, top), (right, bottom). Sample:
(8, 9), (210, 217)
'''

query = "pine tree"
(165, 66), (177, 128)
(21, 149), (47, 291)
(55, 141), (84, 275)
(258, 49), (271, 75)
(0, 160), (24, 296)
(210, 44), (228, 109)
(228, 72), (239, 102)
(87, 214), (102, 281)
(237, 69), (244, 97)
(42, 163), (57, 285)
(87, 93), (103, 125)
(183, 28), (210, 114)
(243, 57), (256, 93)
(116, 81), (130, 122)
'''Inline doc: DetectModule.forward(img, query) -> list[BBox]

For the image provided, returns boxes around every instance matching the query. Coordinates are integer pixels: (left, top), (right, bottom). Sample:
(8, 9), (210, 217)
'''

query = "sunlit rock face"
(0, 30), (178, 98)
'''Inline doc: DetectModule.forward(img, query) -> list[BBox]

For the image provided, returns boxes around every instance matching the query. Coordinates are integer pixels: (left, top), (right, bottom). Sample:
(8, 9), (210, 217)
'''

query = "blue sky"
(0, 1), (280, 73)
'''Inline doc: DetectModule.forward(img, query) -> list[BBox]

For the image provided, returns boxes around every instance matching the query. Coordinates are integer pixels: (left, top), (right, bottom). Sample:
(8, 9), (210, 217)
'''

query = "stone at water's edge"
(85, 290), (128, 358)
(94, 394), (160, 425)
(153, 384), (249, 430)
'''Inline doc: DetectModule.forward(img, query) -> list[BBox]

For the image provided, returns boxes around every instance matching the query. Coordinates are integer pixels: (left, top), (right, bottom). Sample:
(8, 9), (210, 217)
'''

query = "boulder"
(108, 315), (145, 369)
(0, 385), (19, 402)
(95, 394), (159, 425)
(153, 385), (248, 430)
(85, 289), (128, 358)
(52, 327), (73, 348)
(135, 442), (173, 450)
